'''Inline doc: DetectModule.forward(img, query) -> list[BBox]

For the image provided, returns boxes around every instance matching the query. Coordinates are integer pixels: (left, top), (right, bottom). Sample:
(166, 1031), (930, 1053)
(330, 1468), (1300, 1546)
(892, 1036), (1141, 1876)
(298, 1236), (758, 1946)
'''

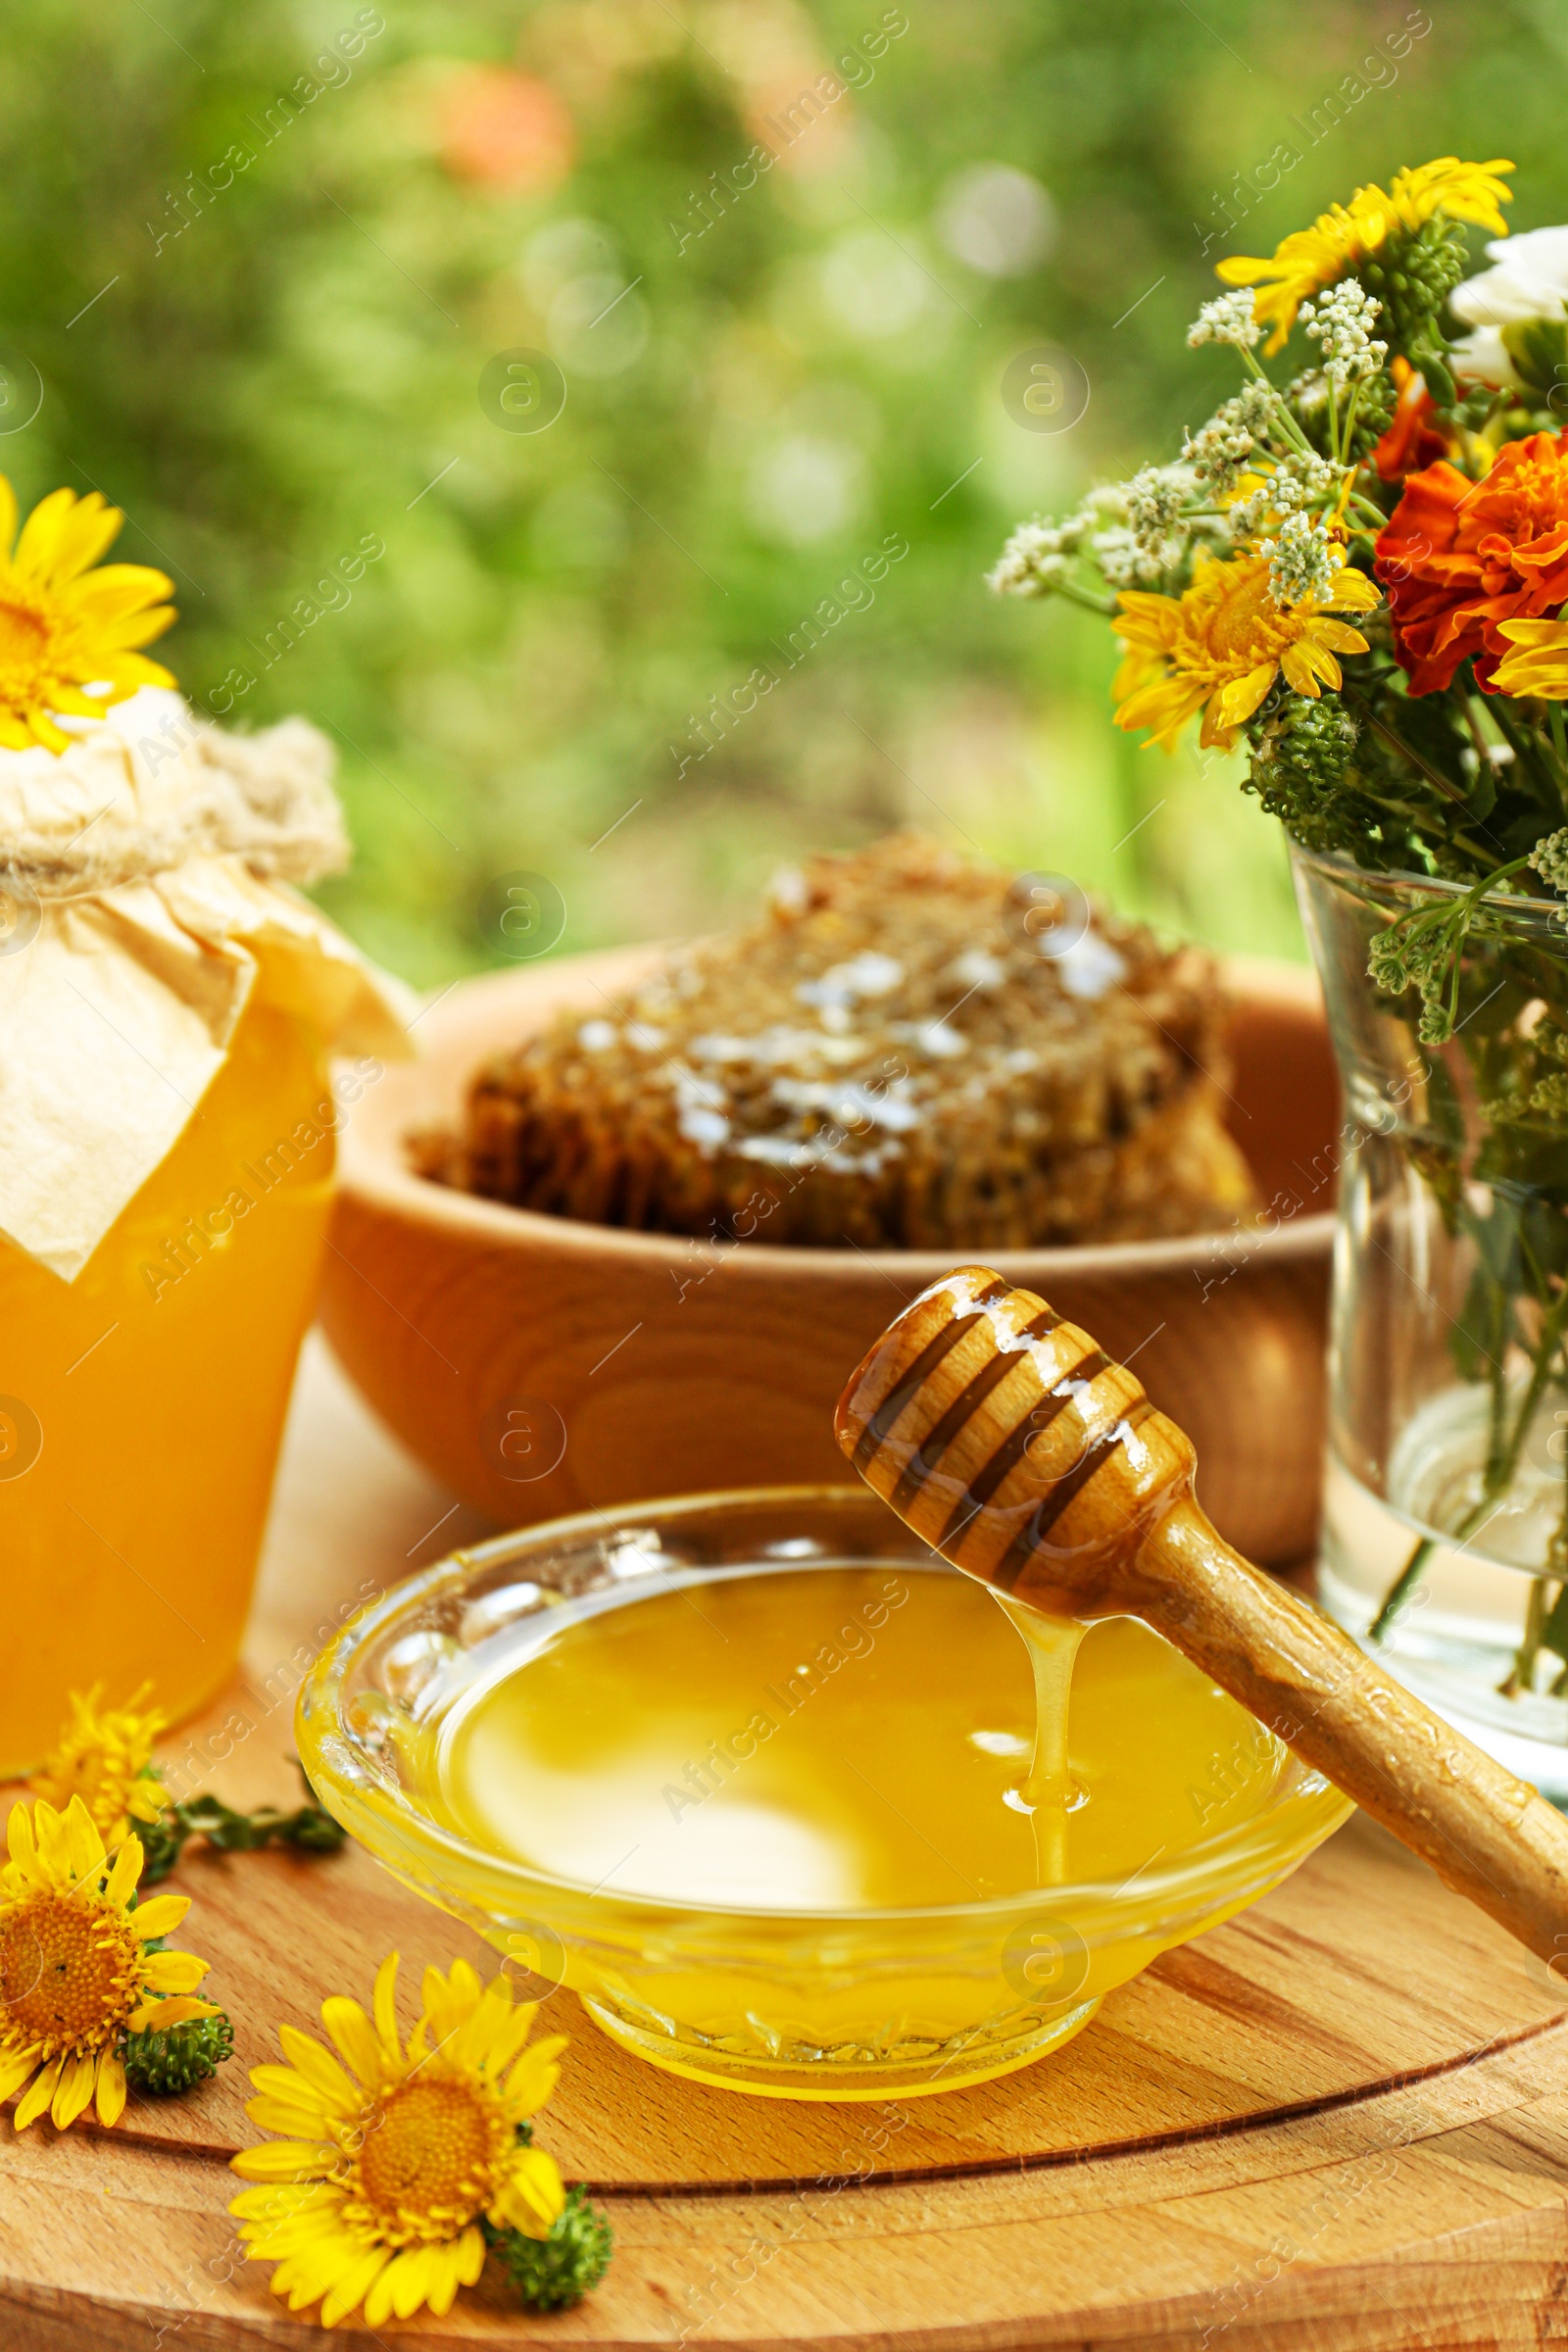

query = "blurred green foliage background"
(5, 0), (1567, 981)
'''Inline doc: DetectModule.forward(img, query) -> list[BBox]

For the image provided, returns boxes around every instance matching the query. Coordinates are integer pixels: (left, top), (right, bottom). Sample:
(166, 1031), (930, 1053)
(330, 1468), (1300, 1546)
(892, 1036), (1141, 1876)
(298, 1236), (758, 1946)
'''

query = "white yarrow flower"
(1187, 288), (1261, 349)
(987, 520), (1069, 597)
(1298, 278), (1387, 387)
(1258, 510), (1341, 608)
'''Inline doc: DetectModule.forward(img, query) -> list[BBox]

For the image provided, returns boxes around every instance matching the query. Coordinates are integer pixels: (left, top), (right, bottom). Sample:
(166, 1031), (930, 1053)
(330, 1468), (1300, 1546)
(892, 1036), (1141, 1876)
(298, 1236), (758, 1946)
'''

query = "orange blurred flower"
(441, 68), (574, 191)
(1375, 430), (1568, 695)
(1372, 357), (1453, 485)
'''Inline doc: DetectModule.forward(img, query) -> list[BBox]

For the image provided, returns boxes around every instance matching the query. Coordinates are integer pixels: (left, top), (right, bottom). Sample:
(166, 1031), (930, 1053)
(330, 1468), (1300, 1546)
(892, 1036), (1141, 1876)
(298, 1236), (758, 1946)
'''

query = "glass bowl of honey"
(299, 1488), (1352, 2101)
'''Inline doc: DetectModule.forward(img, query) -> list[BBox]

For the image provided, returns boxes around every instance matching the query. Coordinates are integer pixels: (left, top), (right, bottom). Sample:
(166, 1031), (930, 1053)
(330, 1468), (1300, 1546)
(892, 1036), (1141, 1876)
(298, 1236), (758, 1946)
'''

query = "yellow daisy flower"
(0, 1795), (219, 2131)
(230, 1953), (568, 2330)
(1112, 551), (1381, 752)
(28, 1684), (170, 1847)
(0, 478), (176, 753)
(1216, 157), (1514, 352)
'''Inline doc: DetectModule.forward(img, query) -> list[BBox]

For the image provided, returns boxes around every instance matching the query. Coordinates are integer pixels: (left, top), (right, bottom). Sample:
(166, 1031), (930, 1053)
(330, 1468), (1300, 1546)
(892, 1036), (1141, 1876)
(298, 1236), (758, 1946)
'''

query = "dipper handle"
(836, 1265), (1568, 1966)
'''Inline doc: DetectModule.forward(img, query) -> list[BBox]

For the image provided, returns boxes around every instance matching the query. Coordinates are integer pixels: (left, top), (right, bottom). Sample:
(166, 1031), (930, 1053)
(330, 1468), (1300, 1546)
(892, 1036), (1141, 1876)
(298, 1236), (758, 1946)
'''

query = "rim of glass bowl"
(297, 1484), (1350, 1936)
(1293, 840), (1568, 942)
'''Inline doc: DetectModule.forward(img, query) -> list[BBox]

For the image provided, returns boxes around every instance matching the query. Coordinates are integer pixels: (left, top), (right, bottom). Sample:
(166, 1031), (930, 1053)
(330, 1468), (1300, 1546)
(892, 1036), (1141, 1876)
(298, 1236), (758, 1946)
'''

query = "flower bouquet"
(992, 158), (1568, 1782)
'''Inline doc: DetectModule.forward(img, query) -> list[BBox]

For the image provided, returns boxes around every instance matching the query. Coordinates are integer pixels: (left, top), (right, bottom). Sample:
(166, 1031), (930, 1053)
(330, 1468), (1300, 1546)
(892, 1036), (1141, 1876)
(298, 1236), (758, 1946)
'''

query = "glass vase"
(1295, 842), (1568, 1799)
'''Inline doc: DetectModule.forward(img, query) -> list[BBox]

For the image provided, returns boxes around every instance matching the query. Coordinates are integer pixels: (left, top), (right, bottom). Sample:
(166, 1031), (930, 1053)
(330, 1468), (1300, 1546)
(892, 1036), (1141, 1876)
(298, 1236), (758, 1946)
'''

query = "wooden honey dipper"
(835, 1263), (1568, 1965)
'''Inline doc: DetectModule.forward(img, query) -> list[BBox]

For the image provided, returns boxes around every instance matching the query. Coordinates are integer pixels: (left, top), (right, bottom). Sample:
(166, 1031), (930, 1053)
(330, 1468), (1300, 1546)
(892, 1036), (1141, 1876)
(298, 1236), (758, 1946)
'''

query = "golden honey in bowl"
(303, 1492), (1355, 2101)
(411, 1560), (1285, 2076)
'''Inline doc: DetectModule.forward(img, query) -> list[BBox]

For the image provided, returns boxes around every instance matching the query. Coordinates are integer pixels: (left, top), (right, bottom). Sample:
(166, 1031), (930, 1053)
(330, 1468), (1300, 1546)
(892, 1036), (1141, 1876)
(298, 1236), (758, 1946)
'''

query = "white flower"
(1529, 826), (1568, 896)
(1183, 380), (1275, 495)
(1125, 464), (1190, 533)
(1257, 510), (1340, 608)
(1227, 446), (1338, 543)
(1298, 279), (1386, 388)
(987, 519), (1070, 597)
(1089, 525), (1156, 588)
(1450, 224), (1568, 388)
(1187, 288), (1261, 349)
(1286, 368), (1330, 416)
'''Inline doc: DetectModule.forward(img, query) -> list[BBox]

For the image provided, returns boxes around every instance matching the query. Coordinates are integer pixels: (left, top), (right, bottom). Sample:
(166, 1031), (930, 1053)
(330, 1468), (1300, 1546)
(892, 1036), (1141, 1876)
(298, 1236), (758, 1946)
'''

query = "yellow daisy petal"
(230, 2139), (340, 2182)
(125, 1995), (221, 2034)
(63, 1797), (108, 1888)
(7, 1802), (37, 1877)
(33, 1799), (74, 1886)
(229, 2180), (340, 2224)
(97, 650), (177, 690)
(140, 1949), (210, 1994)
(0, 2043), (44, 2101)
(319, 1996), (382, 2087)
(45, 494), (123, 585)
(377, 2247), (439, 2326)
(371, 1952), (402, 2061)
(1280, 643), (1332, 696)
(1309, 619), (1371, 656)
(95, 2047), (126, 2128)
(129, 1892), (190, 1942)
(103, 1838), (142, 1911)
(245, 2097), (338, 2138)
(1213, 662), (1278, 730)
(1318, 567), (1381, 613)
(454, 1978), (516, 2071)
(320, 2246), (394, 2329)
(51, 2048), (99, 2130)
(506, 2034), (568, 2115)
(486, 2000), (545, 2082)
(277, 2024), (361, 2113)
(14, 487), (82, 578)
(14, 2053), (66, 2131)
(493, 2145), (566, 2237)
(422, 2232), (486, 2319)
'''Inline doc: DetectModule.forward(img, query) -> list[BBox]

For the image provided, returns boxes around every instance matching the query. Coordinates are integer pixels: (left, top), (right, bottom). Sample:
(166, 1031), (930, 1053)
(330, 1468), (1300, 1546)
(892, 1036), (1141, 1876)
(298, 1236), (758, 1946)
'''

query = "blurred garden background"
(6, 0), (1568, 981)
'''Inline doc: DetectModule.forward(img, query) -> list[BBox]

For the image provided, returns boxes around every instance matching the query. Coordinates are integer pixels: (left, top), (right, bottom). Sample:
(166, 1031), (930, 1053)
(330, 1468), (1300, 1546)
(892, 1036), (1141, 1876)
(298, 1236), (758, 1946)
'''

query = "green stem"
(1238, 346), (1318, 459)
(1550, 702), (1568, 806)
(1053, 576), (1120, 617)
(1501, 1575), (1551, 1699)
(1343, 691), (1492, 828)
(1488, 693), (1562, 810)
(1368, 1535), (1437, 1642)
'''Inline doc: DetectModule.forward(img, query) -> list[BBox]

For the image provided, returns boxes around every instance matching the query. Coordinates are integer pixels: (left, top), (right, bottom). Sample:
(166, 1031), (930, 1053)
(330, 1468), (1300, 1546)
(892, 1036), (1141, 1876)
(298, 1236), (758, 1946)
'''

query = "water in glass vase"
(1321, 1383), (1568, 1794)
(1294, 842), (1568, 1803)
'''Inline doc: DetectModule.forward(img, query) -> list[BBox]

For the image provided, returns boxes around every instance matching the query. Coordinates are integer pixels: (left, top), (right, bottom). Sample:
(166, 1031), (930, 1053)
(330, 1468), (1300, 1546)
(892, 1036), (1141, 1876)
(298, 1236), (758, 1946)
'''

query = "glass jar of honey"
(0, 685), (407, 1776)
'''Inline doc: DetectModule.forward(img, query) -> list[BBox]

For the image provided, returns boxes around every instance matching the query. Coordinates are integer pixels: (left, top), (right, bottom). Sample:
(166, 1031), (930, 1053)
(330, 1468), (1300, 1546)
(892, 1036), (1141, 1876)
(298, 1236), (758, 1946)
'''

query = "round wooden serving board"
(7, 1344), (1568, 2349)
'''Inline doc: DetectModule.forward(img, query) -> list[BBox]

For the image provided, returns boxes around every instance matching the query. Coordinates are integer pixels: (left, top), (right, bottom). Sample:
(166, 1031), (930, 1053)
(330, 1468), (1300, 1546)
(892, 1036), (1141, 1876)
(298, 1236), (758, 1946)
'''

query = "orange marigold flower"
(1373, 357), (1453, 485)
(1374, 429), (1568, 695)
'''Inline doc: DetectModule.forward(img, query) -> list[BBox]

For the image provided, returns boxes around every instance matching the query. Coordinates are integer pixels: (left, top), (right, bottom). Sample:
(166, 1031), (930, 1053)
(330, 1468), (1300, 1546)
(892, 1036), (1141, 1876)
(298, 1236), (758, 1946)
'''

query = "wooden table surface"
(7, 1337), (1568, 2350)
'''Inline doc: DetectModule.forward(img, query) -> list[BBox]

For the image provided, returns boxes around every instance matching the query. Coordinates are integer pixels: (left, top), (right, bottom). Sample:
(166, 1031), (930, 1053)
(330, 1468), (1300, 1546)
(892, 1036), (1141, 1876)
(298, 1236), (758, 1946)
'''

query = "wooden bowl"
(321, 949), (1339, 1565)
